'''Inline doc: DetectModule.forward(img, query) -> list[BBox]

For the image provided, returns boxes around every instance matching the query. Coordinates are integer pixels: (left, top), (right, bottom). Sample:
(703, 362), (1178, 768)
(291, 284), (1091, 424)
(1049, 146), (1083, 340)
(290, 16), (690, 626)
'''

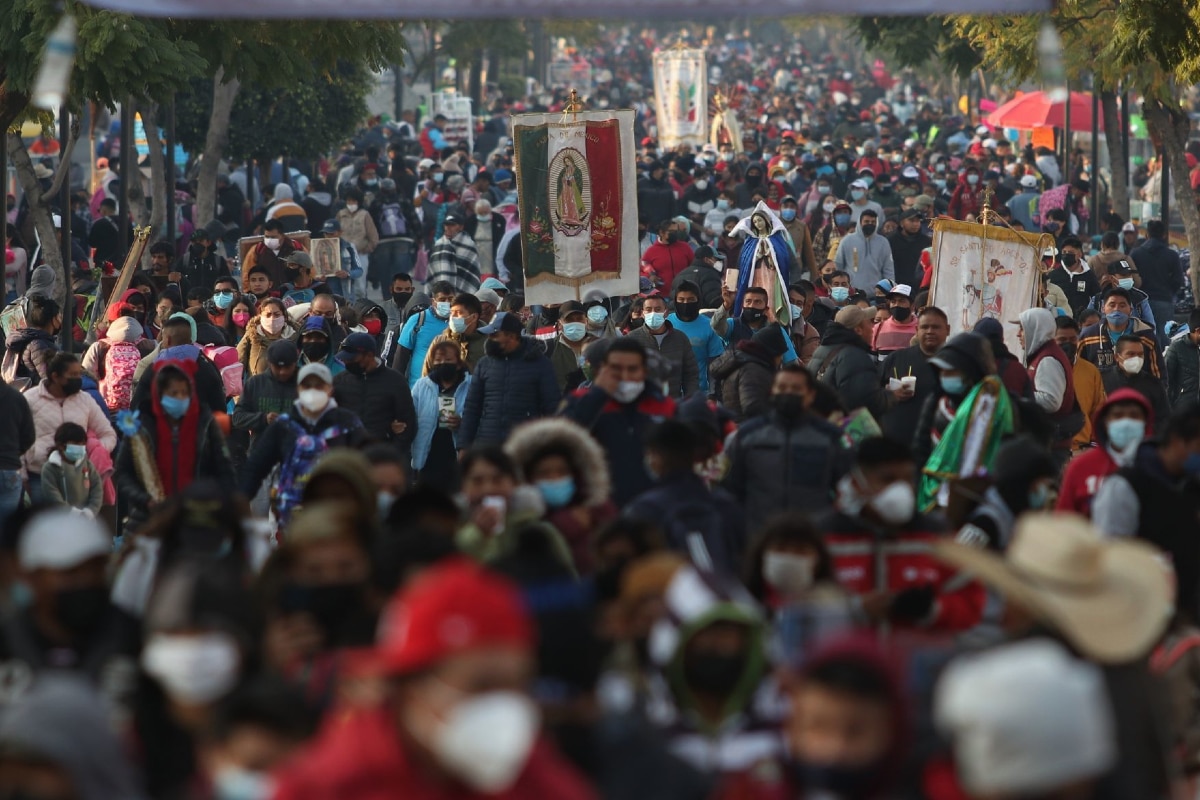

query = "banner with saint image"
(653, 48), (707, 149)
(512, 108), (638, 306)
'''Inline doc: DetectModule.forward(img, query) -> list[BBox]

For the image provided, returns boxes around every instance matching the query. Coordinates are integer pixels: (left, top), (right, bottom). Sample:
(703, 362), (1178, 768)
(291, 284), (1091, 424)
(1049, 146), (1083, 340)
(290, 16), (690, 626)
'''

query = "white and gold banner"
(653, 49), (708, 149)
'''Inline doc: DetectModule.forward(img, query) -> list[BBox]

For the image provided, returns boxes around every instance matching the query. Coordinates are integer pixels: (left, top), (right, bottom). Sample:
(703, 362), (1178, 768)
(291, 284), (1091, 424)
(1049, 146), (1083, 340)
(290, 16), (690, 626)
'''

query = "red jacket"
(947, 180), (983, 221)
(640, 240), (695, 290)
(273, 706), (595, 800)
(820, 510), (985, 632)
(1056, 387), (1154, 515)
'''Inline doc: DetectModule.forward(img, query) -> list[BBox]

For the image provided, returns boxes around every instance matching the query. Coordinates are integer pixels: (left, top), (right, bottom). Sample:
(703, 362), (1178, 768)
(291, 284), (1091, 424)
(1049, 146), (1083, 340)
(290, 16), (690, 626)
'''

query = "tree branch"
(41, 114), (81, 203)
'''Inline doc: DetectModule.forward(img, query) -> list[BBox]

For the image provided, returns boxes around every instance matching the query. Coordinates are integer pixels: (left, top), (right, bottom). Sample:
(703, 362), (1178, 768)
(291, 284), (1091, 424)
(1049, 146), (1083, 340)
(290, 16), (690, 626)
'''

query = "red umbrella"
(986, 91), (1102, 132)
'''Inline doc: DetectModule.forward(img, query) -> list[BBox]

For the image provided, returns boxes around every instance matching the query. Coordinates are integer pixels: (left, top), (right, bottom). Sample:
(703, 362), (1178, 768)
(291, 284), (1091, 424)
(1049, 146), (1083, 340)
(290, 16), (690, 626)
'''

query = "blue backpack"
(273, 417), (348, 523)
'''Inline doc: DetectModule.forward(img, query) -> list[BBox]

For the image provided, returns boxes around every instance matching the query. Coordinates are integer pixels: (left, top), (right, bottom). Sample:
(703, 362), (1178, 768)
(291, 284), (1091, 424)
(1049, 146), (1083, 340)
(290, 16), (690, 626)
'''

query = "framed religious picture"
(237, 231), (312, 268)
(309, 237), (342, 278)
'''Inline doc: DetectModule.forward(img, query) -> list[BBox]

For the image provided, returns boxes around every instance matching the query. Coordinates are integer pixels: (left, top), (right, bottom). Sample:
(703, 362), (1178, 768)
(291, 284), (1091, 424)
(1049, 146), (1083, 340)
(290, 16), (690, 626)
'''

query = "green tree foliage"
(853, 17), (981, 79)
(174, 60), (373, 161)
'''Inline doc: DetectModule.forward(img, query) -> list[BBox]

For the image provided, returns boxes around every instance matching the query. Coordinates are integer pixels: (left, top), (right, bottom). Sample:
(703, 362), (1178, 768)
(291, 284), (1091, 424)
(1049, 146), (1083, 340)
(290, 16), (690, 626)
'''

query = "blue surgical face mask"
(562, 322), (587, 342)
(213, 291), (234, 309)
(1027, 483), (1051, 511)
(449, 316), (469, 334)
(537, 477), (576, 509)
(1106, 417), (1145, 450)
(834, 213), (851, 227)
(1105, 310), (1130, 329)
(1118, 278), (1135, 290)
(644, 311), (666, 330)
(587, 306), (608, 325)
(160, 395), (191, 419)
(835, 162), (849, 173)
(940, 374), (967, 396)
(434, 301), (452, 318)
(717, 199), (730, 211)
(63, 444), (86, 463)
(830, 286), (850, 303)
(781, 209), (797, 222)
(967, 174), (980, 186)
(850, 189), (865, 201)
(817, 184), (831, 195)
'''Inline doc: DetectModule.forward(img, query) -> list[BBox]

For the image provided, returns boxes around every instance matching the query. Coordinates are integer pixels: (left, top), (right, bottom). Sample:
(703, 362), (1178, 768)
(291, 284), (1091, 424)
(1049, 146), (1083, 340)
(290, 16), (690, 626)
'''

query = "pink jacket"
(22, 383), (116, 476)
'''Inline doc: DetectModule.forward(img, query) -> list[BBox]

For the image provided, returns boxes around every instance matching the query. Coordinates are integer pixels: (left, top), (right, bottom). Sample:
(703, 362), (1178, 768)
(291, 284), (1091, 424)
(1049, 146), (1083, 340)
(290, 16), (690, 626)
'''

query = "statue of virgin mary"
(733, 202), (793, 325)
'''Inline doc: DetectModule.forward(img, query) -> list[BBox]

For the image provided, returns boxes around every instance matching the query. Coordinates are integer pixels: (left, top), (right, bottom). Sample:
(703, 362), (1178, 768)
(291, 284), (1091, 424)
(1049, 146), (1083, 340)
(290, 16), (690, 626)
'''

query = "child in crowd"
(40, 422), (103, 517)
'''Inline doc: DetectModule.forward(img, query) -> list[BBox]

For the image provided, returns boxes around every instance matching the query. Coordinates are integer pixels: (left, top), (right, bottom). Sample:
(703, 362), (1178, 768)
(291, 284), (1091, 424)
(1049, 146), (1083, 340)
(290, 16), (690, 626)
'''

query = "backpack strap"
(1151, 633), (1200, 673)
(816, 345), (849, 383)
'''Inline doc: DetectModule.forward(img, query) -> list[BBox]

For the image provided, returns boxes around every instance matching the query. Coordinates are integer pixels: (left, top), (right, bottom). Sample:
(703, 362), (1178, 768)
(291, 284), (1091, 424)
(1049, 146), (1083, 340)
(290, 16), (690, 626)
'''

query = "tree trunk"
(1100, 90), (1129, 220)
(7, 135), (65, 313)
(139, 101), (167, 260)
(1144, 97), (1200, 295)
(196, 69), (241, 225)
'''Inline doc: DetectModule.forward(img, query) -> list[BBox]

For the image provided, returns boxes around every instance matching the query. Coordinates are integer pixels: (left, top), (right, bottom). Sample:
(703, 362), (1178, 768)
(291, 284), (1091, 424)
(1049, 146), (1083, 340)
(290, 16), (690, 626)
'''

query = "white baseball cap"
(418, 158), (435, 170)
(1020, 175), (1039, 188)
(1121, 222), (1137, 233)
(975, 124), (990, 136)
(849, 179), (869, 190)
(887, 284), (913, 298)
(936, 638), (1115, 796)
(19, 509), (110, 570)
(297, 362), (333, 385)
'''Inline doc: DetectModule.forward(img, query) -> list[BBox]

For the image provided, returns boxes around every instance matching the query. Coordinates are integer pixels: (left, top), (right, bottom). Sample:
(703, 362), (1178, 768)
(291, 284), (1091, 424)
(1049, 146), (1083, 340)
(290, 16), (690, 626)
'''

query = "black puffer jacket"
(332, 360), (416, 453)
(460, 339), (560, 448)
(708, 342), (774, 422)
(807, 323), (883, 418)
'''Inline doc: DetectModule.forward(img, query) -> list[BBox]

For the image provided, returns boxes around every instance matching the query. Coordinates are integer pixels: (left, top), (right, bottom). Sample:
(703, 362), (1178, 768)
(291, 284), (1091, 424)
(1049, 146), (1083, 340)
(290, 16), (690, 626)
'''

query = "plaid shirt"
(428, 233), (482, 293)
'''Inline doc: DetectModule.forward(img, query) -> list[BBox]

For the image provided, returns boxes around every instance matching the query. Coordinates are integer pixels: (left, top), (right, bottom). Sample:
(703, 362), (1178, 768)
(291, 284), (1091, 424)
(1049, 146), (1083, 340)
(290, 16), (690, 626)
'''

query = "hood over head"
(1018, 307), (1057, 358)
(106, 316), (143, 343)
(26, 264), (55, 298)
(1092, 387), (1154, 446)
(0, 675), (147, 800)
(504, 417), (611, 508)
(272, 183), (294, 203)
(930, 332), (996, 386)
(992, 435), (1058, 513)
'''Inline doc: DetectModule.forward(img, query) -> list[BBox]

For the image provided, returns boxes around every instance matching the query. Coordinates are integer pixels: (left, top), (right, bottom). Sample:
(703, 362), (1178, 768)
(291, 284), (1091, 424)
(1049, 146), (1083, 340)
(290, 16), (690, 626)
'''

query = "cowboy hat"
(933, 512), (1170, 664)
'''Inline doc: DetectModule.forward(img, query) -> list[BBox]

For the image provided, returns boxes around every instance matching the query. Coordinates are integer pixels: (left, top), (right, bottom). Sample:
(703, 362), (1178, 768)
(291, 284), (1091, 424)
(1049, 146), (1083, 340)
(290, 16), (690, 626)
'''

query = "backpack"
(379, 201), (408, 237)
(100, 340), (141, 411)
(273, 417), (349, 523)
(202, 344), (244, 398)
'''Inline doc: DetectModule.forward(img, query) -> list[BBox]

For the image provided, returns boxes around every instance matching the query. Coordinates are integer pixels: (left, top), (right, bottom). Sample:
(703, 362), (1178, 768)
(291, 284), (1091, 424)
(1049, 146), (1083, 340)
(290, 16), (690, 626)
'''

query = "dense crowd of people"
(0, 25), (1198, 800)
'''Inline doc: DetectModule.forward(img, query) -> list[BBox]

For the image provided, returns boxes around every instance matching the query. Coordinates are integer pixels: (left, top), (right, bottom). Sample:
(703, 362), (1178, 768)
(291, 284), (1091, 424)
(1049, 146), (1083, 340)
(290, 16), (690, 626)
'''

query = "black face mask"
(666, 232), (681, 244)
(675, 301), (700, 322)
(860, 223), (877, 237)
(302, 341), (330, 361)
(485, 339), (508, 358)
(428, 363), (461, 384)
(1060, 253), (1078, 267)
(284, 582), (365, 645)
(1060, 342), (1078, 361)
(342, 360), (366, 376)
(55, 585), (110, 639)
(62, 377), (83, 396)
(392, 290), (413, 307)
(890, 306), (912, 322)
(628, 317), (645, 330)
(189, 243), (206, 257)
(771, 394), (805, 422)
(684, 651), (747, 695)
(542, 307), (560, 324)
(746, 173), (762, 186)
(741, 307), (766, 324)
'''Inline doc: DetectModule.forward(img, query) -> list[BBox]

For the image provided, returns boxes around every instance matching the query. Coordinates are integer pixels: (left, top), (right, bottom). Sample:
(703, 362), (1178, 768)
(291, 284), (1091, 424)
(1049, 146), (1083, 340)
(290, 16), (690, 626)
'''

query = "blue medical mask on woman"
(940, 375), (967, 396)
(834, 213), (851, 227)
(537, 477), (576, 509)
(1117, 278), (1135, 290)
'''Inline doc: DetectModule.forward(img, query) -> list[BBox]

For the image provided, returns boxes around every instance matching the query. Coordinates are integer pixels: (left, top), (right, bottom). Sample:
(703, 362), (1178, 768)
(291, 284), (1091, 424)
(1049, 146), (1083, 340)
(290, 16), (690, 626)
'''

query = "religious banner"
(653, 48), (708, 149)
(929, 219), (1051, 359)
(512, 108), (638, 306)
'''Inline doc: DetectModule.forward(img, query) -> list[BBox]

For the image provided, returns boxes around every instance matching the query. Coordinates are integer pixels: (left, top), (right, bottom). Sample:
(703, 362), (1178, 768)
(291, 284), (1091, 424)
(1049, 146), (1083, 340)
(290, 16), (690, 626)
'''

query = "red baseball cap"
(378, 558), (534, 674)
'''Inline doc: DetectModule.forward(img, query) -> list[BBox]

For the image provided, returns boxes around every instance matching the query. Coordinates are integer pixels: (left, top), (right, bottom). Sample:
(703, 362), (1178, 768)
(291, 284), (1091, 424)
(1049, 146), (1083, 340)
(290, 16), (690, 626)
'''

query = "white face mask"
(612, 380), (644, 403)
(869, 481), (916, 525)
(345, 203), (359, 213)
(142, 632), (240, 705)
(298, 388), (329, 413)
(695, 179), (709, 191)
(762, 552), (815, 594)
(213, 765), (274, 800)
(823, 200), (837, 213)
(1120, 355), (1144, 375)
(416, 691), (540, 794)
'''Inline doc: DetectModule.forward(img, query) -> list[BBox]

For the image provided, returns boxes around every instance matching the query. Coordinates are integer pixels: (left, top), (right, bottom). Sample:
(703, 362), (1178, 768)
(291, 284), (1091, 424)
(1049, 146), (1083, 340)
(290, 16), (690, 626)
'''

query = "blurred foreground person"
(936, 639), (1115, 800)
(271, 559), (595, 799)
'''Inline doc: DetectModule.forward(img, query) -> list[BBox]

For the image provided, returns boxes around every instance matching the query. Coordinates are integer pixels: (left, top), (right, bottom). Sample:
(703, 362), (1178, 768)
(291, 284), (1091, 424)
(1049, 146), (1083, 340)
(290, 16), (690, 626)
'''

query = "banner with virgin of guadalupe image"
(653, 49), (708, 149)
(512, 108), (638, 305)
(929, 220), (1051, 360)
